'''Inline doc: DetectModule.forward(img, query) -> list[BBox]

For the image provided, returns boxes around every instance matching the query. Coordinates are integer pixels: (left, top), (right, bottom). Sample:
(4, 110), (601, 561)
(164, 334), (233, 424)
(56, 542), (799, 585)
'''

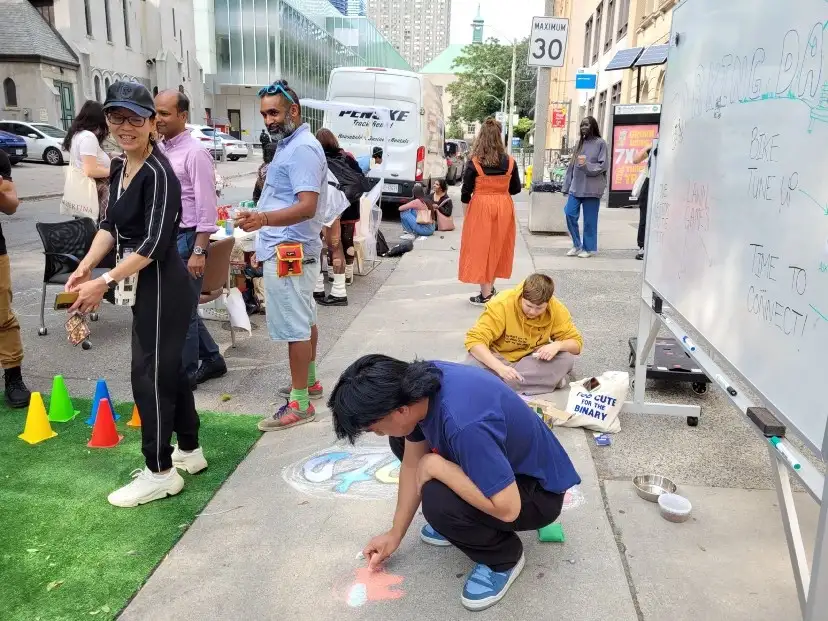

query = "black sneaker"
(635, 248), (644, 260)
(195, 358), (228, 385)
(469, 288), (496, 307)
(317, 295), (348, 307)
(313, 291), (326, 301)
(4, 367), (31, 409)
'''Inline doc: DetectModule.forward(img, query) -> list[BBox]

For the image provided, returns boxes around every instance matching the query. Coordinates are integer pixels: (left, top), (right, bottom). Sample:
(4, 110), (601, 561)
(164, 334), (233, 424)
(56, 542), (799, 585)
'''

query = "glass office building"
(213, 0), (409, 129)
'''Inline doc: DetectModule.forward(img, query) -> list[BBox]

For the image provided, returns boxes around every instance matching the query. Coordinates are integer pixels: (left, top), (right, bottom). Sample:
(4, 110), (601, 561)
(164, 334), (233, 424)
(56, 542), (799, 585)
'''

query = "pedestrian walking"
(458, 118), (521, 306)
(235, 79), (326, 431)
(562, 116), (608, 258)
(328, 355), (580, 612)
(0, 149), (31, 408)
(633, 141), (656, 260)
(259, 128), (270, 151)
(66, 81), (205, 507)
(62, 101), (111, 222)
(154, 90), (227, 388)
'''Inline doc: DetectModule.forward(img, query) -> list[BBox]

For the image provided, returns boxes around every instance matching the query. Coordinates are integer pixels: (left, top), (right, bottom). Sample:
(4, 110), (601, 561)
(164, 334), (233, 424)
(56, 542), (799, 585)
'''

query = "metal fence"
(512, 148), (574, 181)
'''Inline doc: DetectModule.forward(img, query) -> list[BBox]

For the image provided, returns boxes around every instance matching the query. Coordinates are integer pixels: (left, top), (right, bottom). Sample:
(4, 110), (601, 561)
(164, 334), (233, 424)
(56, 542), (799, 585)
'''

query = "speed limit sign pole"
(529, 6), (568, 182)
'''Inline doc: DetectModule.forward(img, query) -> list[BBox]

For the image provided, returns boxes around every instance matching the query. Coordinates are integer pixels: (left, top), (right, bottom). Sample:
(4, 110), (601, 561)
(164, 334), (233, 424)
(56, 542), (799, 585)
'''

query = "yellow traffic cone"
(126, 404), (141, 428)
(18, 392), (58, 445)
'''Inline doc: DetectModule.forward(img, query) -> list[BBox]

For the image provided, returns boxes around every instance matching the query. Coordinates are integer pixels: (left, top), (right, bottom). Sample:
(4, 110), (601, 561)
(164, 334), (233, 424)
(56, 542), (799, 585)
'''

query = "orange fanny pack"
(276, 242), (304, 277)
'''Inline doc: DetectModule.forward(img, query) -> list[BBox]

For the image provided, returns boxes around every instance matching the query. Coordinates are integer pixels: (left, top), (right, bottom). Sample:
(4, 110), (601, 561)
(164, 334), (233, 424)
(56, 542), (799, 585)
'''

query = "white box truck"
(325, 67), (448, 205)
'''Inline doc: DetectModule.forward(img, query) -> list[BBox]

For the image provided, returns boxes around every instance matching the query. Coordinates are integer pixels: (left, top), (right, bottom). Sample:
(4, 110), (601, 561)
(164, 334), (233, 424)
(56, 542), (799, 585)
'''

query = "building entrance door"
(228, 109), (241, 139)
(55, 81), (75, 130)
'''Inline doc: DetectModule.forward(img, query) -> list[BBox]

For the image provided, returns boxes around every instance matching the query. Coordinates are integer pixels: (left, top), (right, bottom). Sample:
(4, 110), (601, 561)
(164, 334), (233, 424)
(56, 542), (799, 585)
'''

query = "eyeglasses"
(106, 112), (147, 128)
(257, 80), (296, 104)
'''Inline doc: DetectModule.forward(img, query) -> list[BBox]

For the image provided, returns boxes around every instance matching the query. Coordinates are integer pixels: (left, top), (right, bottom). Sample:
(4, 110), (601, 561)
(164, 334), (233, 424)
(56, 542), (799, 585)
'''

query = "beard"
(269, 117), (298, 142)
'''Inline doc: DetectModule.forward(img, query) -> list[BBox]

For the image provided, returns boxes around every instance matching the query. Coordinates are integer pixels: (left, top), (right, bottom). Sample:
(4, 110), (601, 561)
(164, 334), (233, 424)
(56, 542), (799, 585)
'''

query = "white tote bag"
(629, 168), (647, 201)
(559, 371), (628, 433)
(59, 158), (99, 219)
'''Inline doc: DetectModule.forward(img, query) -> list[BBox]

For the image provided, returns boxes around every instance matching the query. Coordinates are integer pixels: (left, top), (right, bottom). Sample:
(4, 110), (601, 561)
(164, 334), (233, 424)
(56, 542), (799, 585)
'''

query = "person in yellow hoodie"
(464, 273), (582, 395)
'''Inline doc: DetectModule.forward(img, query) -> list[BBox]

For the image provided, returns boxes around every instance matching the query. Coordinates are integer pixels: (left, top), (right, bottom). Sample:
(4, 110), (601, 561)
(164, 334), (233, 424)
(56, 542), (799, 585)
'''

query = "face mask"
(269, 117), (297, 142)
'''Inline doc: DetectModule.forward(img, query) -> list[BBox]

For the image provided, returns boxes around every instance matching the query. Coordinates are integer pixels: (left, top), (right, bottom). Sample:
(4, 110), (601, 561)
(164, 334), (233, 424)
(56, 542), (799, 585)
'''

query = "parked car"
(445, 139), (469, 185)
(186, 125), (250, 161)
(186, 124), (225, 160)
(0, 120), (69, 165)
(213, 131), (249, 161)
(0, 130), (27, 165)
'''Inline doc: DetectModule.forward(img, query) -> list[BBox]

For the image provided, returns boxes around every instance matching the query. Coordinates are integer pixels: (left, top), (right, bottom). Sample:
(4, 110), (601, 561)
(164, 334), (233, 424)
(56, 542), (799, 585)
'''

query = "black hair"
(372, 147), (383, 159)
(435, 179), (448, 192)
(576, 115), (601, 155)
(175, 92), (190, 114)
(263, 79), (302, 116)
(327, 355), (443, 444)
(63, 100), (108, 151)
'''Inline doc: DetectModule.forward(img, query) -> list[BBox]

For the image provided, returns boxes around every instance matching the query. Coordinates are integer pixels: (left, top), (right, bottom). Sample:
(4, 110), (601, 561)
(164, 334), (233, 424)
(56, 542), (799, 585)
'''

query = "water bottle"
(225, 207), (234, 235)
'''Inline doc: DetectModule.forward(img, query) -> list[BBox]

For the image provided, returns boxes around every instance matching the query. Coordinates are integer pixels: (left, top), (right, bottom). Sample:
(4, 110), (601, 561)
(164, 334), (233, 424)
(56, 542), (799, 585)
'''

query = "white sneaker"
(578, 251), (593, 258)
(566, 247), (580, 257)
(172, 445), (208, 474)
(107, 468), (184, 508)
(400, 233), (416, 241)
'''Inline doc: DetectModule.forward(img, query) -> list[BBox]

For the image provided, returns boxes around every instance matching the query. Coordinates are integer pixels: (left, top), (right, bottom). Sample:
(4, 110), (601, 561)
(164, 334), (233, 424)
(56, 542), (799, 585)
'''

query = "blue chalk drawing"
(798, 189), (828, 215)
(302, 452), (351, 483)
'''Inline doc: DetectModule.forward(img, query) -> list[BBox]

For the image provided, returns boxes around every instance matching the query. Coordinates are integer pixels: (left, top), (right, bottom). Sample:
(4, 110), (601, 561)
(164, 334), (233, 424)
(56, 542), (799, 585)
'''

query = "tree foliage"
(447, 38), (537, 125)
(513, 117), (534, 140)
(446, 119), (464, 139)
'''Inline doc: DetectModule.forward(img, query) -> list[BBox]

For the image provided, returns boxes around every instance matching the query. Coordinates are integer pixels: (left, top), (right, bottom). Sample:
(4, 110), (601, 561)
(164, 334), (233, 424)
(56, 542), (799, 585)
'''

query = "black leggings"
(637, 179), (649, 249)
(341, 221), (356, 265)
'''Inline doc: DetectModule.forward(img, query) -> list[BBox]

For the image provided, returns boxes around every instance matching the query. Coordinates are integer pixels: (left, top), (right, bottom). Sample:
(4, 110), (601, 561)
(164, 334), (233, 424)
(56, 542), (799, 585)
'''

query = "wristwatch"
(193, 246), (208, 256)
(102, 272), (118, 290)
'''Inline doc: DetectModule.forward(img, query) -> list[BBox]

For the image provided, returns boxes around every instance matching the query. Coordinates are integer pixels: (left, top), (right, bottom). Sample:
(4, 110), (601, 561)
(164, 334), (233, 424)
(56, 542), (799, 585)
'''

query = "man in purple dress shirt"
(155, 91), (227, 388)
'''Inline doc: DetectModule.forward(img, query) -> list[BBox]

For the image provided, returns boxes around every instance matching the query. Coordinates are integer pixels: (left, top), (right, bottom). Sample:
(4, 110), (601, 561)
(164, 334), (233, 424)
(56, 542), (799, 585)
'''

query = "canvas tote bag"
(59, 156), (99, 219)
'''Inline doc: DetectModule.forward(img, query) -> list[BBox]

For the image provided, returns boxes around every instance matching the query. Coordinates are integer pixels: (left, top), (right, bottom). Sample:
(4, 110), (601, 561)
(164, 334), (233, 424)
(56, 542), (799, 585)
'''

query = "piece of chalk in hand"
(355, 551), (365, 560)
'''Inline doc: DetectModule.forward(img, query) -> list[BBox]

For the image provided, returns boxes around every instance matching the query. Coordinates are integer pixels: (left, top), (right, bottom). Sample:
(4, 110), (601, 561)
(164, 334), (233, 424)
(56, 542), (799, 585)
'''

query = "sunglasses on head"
(257, 80), (296, 104)
(106, 112), (147, 128)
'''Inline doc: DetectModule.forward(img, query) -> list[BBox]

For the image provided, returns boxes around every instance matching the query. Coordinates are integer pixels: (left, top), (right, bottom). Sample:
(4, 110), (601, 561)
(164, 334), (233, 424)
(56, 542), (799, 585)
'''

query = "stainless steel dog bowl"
(633, 474), (677, 503)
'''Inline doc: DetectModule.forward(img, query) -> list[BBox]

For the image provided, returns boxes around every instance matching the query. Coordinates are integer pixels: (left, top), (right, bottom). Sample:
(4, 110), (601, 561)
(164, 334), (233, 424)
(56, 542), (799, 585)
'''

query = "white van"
(325, 67), (447, 204)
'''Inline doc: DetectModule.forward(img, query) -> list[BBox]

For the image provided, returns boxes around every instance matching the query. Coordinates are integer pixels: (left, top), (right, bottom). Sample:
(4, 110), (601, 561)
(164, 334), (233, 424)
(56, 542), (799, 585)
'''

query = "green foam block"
(537, 522), (565, 542)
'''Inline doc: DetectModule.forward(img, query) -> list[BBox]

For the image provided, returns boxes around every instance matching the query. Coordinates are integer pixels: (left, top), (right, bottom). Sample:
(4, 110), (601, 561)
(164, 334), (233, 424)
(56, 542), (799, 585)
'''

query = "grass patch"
(0, 397), (260, 620)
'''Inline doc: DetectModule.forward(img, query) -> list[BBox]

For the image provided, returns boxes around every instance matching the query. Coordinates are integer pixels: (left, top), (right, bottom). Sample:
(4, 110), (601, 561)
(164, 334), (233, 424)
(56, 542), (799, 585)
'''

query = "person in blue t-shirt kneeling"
(328, 355), (581, 612)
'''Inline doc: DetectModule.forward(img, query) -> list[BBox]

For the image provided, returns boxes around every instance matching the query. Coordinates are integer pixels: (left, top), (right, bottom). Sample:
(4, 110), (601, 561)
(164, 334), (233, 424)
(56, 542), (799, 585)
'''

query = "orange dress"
(458, 157), (517, 284)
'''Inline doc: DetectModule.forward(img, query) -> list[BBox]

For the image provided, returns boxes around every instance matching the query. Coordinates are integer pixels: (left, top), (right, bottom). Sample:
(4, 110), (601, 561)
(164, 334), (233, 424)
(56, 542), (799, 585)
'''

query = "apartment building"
(1, 0), (205, 129)
(365, 0), (452, 70)
(329, 0), (366, 15)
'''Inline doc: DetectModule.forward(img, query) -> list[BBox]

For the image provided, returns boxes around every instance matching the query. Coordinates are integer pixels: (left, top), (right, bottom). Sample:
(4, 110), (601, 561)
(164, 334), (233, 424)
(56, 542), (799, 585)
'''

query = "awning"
(605, 47), (644, 71)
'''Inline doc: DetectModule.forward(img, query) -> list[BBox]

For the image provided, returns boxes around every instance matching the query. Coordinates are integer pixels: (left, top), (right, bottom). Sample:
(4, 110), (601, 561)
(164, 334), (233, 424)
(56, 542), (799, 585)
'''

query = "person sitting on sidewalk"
(464, 273), (582, 395)
(399, 183), (436, 240)
(327, 355), (581, 612)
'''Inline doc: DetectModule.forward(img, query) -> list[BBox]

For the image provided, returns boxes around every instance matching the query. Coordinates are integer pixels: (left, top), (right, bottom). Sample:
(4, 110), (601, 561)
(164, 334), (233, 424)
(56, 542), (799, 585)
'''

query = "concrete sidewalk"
(120, 191), (817, 620)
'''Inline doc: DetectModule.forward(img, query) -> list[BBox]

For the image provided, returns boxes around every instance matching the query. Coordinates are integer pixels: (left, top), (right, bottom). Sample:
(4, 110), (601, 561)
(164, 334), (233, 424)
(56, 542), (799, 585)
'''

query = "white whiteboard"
(644, 0), (828, 454)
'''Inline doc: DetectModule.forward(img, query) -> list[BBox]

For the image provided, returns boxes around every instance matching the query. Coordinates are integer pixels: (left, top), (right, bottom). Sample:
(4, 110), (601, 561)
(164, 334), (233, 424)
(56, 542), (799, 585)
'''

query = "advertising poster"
(611, 124), (658, 191)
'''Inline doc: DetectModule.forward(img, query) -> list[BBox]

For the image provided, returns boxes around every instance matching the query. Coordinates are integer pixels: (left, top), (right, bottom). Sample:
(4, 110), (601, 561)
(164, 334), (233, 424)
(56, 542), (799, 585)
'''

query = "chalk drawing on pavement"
(562, 485), (585, 512)
(342, 568), (406, 608)
(283, 445), (401, 500)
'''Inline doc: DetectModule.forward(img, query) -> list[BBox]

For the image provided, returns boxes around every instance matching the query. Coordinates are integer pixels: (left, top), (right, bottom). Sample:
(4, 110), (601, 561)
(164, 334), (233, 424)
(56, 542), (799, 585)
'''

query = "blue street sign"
(575, 72), (597, 90)
(512, 137), (521, 148)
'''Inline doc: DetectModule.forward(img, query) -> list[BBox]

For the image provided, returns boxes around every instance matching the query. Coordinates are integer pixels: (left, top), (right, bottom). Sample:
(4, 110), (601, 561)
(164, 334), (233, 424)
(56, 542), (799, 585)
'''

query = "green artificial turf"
(0, 396), (261, 621)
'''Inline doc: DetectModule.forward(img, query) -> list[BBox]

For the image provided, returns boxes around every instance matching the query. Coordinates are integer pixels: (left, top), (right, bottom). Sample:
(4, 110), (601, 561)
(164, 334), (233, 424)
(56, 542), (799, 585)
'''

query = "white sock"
(344, 263), (354, 283)
(331, 273), (347, 298)
(152, 469), (175, 480)
(314, 271), (325, 294)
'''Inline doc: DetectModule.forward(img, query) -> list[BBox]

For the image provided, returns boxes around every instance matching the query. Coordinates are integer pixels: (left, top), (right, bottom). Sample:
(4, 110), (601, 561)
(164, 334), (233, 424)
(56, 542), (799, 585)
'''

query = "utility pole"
(507, 44), (517, 154)
(531, 0), (555, 179)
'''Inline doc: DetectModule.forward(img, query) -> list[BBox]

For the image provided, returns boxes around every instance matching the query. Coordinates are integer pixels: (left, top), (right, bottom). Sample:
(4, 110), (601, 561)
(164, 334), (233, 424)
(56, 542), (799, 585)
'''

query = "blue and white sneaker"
(420, 523), (452, 547)
(461, 553), (526, 611)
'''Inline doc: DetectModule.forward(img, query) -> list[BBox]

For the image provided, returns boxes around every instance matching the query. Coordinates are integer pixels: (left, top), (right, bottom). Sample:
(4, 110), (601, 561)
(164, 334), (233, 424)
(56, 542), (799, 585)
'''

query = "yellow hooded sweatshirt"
(464, 282), (583, 363)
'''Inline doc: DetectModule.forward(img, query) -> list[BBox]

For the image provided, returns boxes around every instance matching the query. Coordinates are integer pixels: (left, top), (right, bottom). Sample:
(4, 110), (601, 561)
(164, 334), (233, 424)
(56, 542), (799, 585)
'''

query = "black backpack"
(327, 155), (366, 203)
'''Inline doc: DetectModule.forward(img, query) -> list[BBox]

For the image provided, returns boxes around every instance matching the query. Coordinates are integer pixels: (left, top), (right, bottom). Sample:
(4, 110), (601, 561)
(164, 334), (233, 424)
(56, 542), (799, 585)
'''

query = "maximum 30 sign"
(528, 16), (569, 68)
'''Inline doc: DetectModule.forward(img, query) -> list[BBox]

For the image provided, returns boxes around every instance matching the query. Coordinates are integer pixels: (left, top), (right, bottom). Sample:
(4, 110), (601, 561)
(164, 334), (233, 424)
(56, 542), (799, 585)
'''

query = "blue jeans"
(400, 209), (435, 237)
(564, 195), (600, 252)
(177, 230), (223, 378)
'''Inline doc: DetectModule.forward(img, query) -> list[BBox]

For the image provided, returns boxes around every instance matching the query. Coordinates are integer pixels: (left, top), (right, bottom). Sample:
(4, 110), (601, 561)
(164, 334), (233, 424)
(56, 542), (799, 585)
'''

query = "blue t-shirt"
(407, 361), (581, 497)
(256, 123), (325, 261)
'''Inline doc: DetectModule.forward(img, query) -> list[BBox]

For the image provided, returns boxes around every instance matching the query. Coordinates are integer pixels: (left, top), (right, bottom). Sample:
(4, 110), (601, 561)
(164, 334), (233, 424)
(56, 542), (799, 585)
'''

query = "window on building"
(583, 17), (593, 66)
(104, 77), (111, 91)
(122, 0), (131, 47)
(593, 3), (603, 64)
(587, 96), (595, 117)
(3, 78), (18, 107)
(605, 0), (615, 51)
(30, 0), (55, 27)
(187, 51), (190, 78)
(94, 75), (102, 102)
(172, 8), (177, 38)
(598, 89), (607, 129)
(180, 30), (183, 59)
(611, 80), (622, 104)
(84, 0), (92, 36)
(104, 0), (112, 42)
(618, 0), (629, 38)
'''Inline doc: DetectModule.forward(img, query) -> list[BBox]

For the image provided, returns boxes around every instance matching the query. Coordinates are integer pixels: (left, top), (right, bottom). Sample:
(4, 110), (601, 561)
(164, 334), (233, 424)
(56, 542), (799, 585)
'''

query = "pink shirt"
(160, 131), (219, 233)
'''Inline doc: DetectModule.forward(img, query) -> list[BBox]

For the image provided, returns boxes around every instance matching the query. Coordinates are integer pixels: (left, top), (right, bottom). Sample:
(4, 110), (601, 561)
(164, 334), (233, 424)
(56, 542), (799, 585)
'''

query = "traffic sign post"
(528, 16), (569, 68)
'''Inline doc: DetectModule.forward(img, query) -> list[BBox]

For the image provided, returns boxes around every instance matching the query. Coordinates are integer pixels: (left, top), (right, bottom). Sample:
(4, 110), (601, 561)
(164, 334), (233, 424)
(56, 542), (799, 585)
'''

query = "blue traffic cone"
(86, 379), (118, 425)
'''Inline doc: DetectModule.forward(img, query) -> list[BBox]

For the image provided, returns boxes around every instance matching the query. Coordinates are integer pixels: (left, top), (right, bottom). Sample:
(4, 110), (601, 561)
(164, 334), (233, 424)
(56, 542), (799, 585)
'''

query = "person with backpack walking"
(315, 129), (366, 307)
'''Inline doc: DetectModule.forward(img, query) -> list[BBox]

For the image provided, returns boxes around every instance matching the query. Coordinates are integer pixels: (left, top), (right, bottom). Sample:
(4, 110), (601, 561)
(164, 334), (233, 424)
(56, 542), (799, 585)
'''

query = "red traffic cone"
(87, 398), (123, 448)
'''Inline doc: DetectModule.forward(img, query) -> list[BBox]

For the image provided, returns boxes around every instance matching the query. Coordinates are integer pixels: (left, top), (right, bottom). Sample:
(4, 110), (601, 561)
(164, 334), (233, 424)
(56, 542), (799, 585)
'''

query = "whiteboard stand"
(627, 284), (827, 619)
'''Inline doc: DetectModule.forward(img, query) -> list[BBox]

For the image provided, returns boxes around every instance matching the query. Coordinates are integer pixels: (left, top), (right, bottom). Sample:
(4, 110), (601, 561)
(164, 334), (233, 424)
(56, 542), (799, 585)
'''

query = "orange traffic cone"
(19, 392), (58, 445)
(126, 404), (141, 428)
(87, 398), (123, 448)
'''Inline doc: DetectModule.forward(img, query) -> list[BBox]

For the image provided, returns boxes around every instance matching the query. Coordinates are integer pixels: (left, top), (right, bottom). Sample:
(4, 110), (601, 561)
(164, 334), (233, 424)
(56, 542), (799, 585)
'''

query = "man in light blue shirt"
(235, 80), (326, 431)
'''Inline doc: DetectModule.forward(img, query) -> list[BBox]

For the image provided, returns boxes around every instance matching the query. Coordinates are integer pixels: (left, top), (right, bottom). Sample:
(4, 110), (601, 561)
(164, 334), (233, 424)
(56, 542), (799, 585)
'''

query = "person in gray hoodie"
(562, 116), (608, 258)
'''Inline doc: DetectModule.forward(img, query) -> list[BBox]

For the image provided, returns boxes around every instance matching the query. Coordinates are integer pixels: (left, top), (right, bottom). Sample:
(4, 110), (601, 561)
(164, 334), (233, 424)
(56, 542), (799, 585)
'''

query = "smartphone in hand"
(54, 291), (79, 311)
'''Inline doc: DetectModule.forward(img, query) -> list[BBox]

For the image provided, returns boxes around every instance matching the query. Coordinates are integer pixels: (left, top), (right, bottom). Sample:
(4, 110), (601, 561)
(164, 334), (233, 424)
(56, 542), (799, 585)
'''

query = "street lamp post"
(482, 70), (509, 142)
(482, 26), (519, 155)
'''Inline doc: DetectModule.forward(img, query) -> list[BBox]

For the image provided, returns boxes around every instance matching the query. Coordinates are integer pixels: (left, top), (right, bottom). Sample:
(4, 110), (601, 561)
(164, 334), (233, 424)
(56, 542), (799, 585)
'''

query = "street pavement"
(113, 191), (818, 620)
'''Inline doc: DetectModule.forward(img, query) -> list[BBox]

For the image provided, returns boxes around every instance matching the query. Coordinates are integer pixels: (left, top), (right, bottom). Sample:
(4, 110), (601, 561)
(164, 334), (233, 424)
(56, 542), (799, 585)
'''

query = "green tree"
(447, 38), (537, 124)
(513, 117), (534, 140)
(447, 119), (464, 139)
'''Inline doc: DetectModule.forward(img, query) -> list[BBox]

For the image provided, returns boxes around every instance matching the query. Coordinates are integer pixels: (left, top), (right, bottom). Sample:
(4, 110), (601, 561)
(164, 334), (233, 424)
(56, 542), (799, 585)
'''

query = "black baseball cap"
(103, 81), (155, 118)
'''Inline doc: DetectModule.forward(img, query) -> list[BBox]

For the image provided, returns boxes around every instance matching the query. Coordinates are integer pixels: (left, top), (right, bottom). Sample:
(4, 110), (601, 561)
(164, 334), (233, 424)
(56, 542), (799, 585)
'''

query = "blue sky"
(450, 0), (545, 45)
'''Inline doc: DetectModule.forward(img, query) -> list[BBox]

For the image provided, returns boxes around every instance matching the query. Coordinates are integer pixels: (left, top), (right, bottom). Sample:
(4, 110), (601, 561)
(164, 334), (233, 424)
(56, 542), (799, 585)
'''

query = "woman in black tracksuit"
(67, 81), (204, 508)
